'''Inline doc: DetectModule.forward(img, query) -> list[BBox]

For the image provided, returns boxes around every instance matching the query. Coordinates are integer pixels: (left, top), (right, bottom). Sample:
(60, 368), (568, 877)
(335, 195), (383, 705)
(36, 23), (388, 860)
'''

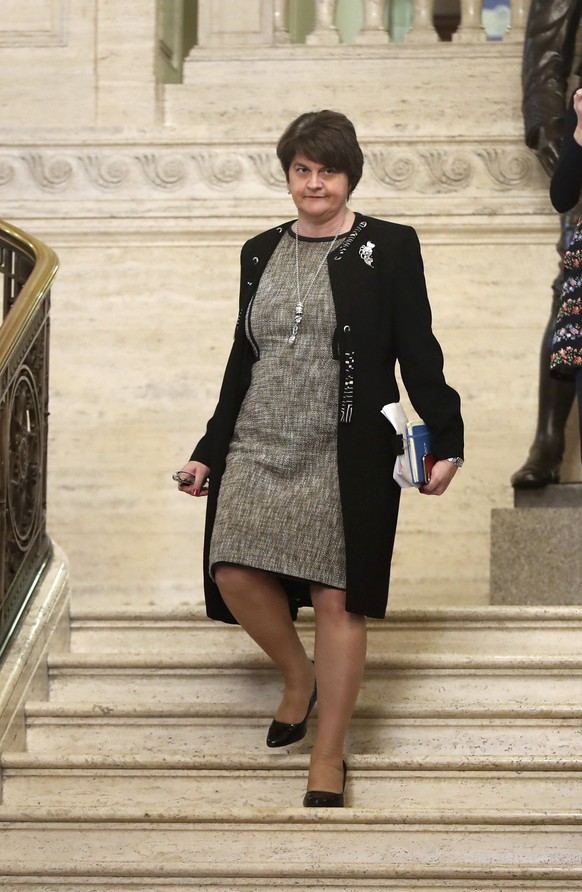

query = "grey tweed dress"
(209, 228), (347, 589)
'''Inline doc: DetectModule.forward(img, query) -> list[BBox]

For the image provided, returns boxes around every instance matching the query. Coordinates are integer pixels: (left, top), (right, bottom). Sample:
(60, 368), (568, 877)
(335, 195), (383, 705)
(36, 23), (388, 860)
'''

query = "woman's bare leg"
(308, 585), (367, 793)
(214, 565), (315, 723)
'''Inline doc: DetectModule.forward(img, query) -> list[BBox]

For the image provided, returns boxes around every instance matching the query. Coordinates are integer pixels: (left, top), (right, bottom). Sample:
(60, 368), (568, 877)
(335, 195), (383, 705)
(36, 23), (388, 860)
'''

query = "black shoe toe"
(266, 682), (317, 748)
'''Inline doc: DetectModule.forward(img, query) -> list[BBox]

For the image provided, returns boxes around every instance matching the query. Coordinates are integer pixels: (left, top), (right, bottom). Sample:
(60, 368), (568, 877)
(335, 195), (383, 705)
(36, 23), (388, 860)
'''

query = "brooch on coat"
(359, 241), (375, 268)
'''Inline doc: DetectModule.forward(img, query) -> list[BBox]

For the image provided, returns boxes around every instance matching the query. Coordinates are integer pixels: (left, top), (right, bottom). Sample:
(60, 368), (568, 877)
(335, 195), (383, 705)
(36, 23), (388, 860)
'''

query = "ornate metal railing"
(0, 220), (58, 661)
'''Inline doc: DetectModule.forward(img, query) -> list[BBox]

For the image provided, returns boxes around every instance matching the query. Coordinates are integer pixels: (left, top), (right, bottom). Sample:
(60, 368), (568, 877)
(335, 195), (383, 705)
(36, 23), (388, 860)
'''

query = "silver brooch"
(359, 241), (375, 267)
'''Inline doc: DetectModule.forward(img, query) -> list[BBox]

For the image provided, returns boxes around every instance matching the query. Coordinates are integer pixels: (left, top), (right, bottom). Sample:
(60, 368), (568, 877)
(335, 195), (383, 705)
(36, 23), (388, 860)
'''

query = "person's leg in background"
(512, 212), (578, 488)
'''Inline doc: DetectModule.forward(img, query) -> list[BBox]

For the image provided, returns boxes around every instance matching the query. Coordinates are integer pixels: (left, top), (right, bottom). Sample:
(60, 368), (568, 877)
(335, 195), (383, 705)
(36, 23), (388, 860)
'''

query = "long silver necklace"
(289, 211), (347, 346)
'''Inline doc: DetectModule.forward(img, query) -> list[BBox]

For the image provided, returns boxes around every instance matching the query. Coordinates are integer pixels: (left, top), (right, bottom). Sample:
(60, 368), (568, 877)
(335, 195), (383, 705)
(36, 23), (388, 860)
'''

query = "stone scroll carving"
(81, 155), (131, 190)
(23, 154), (73, 191)
(249, 152), (287, 188)
(0, 161), (15, 187)
(137, 154), (188, 189)
(192, 152), (245, 188)
(0, 144), (547, 198)
(367, 150), (417, 190)
(420, 150), (473, 191)
(476, 147), (533, 187)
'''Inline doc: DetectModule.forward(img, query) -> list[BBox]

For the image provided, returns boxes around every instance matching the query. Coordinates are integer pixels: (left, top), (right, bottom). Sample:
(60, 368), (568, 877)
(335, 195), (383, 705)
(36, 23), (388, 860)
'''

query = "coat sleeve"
(550, 94), (582, 211)
(390, 227), (464, 460)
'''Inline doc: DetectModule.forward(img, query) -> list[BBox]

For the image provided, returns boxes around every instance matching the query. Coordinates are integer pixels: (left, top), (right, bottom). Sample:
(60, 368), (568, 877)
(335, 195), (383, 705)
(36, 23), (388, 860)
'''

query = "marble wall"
(1, 0), (578, 612)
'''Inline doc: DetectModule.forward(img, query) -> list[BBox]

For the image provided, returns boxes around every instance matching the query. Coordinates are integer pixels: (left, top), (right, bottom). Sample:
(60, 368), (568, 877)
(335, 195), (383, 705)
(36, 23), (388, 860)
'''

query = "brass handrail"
(0, 219), (58, 367)
(0, 219), (59, 660)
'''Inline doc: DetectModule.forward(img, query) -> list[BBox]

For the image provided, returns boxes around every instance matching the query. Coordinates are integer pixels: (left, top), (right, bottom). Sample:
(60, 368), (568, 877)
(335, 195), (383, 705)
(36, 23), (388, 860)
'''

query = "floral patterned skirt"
(551, 218), (582, 378)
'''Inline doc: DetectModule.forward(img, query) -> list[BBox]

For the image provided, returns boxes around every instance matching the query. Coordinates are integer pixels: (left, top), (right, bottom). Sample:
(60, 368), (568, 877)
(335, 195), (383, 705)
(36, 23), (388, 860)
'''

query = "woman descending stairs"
(1, 604), (582, 890)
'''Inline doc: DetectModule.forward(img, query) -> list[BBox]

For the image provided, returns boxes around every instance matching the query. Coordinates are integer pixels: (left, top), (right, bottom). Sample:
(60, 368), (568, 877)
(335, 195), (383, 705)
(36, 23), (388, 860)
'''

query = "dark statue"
(512, 0), (582, 488)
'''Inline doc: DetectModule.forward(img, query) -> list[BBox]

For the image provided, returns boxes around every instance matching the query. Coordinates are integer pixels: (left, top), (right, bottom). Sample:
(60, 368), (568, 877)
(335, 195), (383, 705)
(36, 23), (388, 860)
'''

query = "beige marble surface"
(1, 2), (579, 618)
(42, 234), (578, 614)
(3, 8), (582, 886)
(4, 760), (581, 812)
(1, 818), (580, 875)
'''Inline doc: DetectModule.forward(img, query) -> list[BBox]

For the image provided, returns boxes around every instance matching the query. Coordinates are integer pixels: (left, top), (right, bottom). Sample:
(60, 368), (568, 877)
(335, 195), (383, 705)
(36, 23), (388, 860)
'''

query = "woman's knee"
(311, 586), (363, 624)
(215, 563), (261, 593)
(214, 564), (282, 599)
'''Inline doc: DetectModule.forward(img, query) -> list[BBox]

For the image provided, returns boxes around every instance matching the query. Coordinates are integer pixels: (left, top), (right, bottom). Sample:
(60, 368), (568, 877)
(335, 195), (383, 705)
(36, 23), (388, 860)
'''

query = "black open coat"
(191, 213), (464, 623)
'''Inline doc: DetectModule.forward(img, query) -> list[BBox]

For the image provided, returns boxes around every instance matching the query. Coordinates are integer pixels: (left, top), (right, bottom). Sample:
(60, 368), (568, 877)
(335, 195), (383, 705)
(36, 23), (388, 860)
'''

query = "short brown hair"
(276, 110), (364, 195)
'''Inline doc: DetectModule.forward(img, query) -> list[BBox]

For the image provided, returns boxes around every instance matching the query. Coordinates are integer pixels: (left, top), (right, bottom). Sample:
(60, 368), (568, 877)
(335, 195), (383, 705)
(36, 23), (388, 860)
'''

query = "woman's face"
(287, 154), (350, 225)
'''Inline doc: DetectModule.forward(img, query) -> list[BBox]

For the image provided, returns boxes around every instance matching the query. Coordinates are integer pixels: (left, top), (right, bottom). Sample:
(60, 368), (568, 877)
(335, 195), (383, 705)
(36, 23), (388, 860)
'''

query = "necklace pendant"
(290, 212), (346, 347)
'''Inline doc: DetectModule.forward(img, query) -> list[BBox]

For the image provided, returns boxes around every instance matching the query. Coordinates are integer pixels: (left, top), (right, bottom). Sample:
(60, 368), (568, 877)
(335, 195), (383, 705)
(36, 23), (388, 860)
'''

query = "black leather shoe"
(511, 441), (563, 489)
(266, 682), (317, 748)
(303, 760), (347, 808)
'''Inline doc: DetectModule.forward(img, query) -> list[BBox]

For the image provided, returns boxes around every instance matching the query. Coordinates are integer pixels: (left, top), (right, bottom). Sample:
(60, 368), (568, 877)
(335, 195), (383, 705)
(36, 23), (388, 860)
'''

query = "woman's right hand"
(175, 460), (210, 497)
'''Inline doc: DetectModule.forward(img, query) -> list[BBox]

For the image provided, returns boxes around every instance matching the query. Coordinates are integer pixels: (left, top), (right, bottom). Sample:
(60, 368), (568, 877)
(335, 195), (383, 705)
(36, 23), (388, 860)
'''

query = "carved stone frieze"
(419, 150), (473, 191)
(248, 152), (287, 188)
(192, 152), (245, 189)
(136, 154), (188, 190)
(476, 147), (534, 187)
(0, 143), (548, 202)
(0, 160), (15, 187)
(367, 150), (417, 190)
(23, 153), (74, 191)
(81, 155), (131, 190)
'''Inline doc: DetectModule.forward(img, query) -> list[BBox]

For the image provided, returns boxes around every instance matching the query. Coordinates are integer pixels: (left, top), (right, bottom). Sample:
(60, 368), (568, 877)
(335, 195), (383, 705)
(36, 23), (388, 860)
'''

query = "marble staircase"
(1, 607), (582, 889)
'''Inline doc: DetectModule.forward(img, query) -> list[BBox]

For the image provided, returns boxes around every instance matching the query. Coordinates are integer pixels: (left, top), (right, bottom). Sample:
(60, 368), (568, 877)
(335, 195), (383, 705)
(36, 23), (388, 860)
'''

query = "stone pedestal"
(490, 484), (582, 605)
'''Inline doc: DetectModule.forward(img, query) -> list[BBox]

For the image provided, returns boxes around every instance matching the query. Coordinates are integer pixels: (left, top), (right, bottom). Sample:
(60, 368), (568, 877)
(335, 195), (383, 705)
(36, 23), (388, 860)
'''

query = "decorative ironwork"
(1, 245), (34, 319)
(8, 367), (43, 548)
(0, 219), (57, 661)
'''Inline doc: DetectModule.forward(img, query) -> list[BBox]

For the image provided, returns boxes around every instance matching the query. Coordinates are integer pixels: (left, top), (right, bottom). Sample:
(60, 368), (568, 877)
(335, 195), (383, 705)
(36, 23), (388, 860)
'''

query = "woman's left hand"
(419, 460), (458, 496)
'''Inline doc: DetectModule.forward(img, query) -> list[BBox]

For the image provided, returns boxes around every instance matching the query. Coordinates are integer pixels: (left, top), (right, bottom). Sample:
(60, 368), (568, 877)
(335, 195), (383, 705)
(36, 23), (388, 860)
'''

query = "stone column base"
(490, 485), (582, 605)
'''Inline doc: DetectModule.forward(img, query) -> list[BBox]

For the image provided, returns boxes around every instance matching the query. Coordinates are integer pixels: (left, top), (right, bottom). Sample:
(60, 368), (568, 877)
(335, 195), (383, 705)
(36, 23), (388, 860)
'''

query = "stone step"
(1, 881), (581, 892)
(23, 704), (582, 758)
(45, 654), (582, 713)
(3, 752), (581, 813)
(0, 812), (580, 877)
(69, 606), (582, 657)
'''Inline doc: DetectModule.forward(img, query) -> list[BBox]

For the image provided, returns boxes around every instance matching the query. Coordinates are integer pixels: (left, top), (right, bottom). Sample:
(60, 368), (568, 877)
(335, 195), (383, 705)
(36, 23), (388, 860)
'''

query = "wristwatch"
(446, 457), (464, 468)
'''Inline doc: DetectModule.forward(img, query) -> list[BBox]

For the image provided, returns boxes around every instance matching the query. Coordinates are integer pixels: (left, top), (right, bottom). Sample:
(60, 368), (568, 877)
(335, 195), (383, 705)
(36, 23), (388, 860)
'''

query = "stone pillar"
(355, 0), (389, 45)
(505, 0), (530, 42)
(273, 0), (291, 44)
(306, 0), (340, 45)
(454, 0), (487, 42)
(406, 0), (439, 43)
